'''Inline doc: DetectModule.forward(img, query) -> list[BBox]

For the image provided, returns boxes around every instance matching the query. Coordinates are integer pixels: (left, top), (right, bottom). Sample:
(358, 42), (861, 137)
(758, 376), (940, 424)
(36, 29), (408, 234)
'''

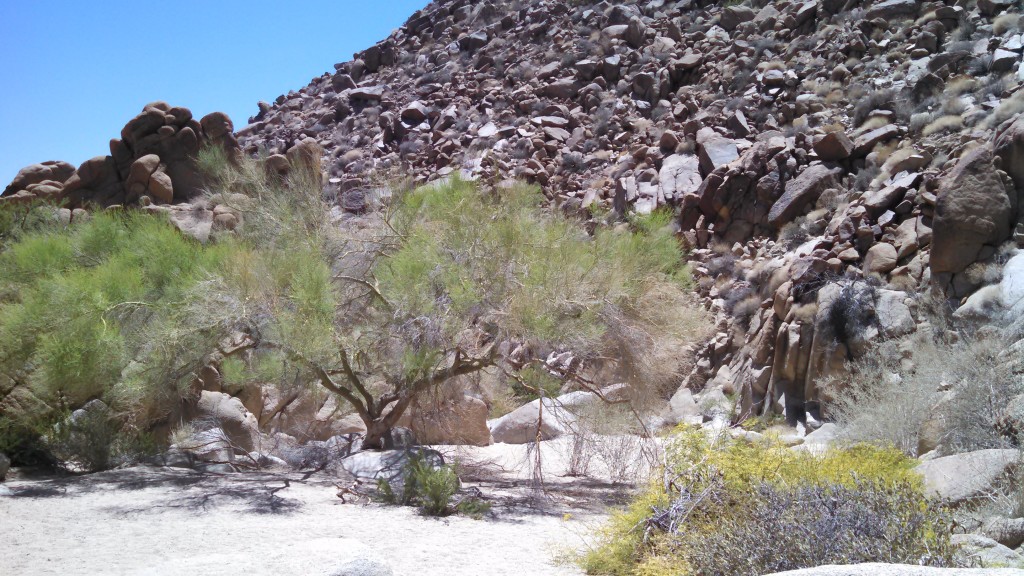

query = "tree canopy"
(0, 153), (701, 454)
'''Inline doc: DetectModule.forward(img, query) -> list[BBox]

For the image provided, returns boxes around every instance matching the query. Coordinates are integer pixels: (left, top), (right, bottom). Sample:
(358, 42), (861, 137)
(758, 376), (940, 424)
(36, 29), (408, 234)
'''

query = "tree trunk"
(359, 392), (416, 450)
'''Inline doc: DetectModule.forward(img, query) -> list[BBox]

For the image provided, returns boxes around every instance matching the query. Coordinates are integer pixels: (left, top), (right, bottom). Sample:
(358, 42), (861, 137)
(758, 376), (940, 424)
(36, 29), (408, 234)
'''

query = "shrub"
(580, 429), (956, 575)
(0, 210), (235, 466)
(455, 496), (492, 519)
(376, 453), (461, 516)
(412, 459), (460, 516)
(852, 89), (896, 127)
(922, 115), (964, 136)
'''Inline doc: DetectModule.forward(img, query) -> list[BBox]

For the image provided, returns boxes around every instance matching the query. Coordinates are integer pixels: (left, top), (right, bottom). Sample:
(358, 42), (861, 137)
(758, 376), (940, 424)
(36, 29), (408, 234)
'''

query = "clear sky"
(0, 0), (430, 184)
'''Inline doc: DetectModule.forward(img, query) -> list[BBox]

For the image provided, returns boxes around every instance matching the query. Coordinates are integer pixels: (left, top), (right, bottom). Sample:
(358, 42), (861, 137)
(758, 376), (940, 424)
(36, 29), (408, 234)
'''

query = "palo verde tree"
(200, 150), (700, 449)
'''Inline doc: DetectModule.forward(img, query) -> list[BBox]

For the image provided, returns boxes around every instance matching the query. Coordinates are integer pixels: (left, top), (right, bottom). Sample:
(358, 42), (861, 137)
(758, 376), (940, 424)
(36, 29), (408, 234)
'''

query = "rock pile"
(2, 102), (240, 209)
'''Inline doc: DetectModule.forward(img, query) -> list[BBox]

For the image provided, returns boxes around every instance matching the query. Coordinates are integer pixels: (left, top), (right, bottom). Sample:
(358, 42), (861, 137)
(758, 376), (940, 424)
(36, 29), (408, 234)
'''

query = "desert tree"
(199, 149), (701, 449)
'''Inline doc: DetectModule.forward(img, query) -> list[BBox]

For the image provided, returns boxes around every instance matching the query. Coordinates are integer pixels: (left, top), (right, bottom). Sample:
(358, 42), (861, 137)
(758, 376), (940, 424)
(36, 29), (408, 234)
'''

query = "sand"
(0, 439), (639, 576)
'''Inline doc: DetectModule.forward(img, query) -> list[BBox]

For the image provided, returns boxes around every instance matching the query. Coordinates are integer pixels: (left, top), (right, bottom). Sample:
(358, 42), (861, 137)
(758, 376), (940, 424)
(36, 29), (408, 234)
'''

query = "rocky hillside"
(222, 0), (1024, 431)
(5, 0), (1024, 435)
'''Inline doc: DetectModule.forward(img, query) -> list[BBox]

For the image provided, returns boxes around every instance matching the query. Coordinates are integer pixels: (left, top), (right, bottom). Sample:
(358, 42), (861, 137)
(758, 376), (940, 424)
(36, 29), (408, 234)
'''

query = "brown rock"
(864, 243), (898, 275)
(767, 164), (840, 227)
(931, 146), (1014, 274)
(411, 394), (492, 446)
(2, 161), (75, 197)
(813, 131), (855, 161)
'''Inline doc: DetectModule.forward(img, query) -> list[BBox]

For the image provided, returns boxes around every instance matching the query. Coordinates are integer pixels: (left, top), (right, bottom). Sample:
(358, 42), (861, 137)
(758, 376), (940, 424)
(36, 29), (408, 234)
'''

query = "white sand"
(0, 440), (630, 576)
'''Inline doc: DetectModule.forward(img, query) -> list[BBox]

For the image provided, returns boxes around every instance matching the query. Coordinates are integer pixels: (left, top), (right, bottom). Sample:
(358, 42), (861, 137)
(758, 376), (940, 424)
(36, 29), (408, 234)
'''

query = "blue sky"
(0, 0), (430, 184)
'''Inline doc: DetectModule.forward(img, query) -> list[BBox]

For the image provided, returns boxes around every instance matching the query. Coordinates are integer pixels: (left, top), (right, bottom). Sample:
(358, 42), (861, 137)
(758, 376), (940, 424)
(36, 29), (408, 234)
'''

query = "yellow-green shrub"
(581, 427), (955, 575)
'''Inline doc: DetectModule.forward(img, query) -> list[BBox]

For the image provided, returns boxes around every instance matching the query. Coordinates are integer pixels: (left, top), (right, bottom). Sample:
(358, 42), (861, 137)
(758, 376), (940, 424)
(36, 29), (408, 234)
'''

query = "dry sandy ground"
(0, 439), (641, 576)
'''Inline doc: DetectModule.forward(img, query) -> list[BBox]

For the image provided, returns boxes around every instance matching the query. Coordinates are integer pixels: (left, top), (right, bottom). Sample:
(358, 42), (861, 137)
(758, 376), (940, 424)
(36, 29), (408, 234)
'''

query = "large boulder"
(864, 243), (898, 275)
(931, 146), (1015, 275)
(952, 534), (1024, 568)
(698, 137), (739, 176)
(192, 391), (261, 452)
(915, 449), (1019, 505)
(0, 452), (9, 481)
(813, 131), (855, 161)
(61, 156), (125, 207)
(995, 115), (1024, 196)
(659, 154), (702, 202)
(410, 393), (492, 446)
(982, 517), (1024, 549)
(488, 397), (577, 444)
(1, 161), (75, 197)
(865, 0), (921, 20)
(768, 164), (841, 227)
(720, 5), (756, 31)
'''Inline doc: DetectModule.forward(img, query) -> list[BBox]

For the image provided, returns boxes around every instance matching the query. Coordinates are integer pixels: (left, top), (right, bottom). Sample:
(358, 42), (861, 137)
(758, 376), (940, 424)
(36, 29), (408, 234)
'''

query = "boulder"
(982, 517), (1024, 549)
(168, 427), (235, 465)
(1001, 253), (1024, 311)
(720, 5), (756, 31)
(0, 452), (9, 481)
(853, 125), (899, 157)
(400, 101), (430, 125)
(2, 161), (75, 197)
(875, 289), (914, 337)
(866, 0), (921, 20)
(864, 243), (898, 275)
(916, 449), (1019, 505)
(658, 154), (702, 201)
(410, 393), (492, 446)
(951, 534), (1024, 568)
(931, 146), (1015, 275)
(665, 387), (703, 426)
(61, 156), (125, 207)
(698, 137), (739, 176)
(995, 115), (1024, 195)
(768, 165), (841, 227)
(488, 397), (577, 444)
(193, 391), (260, 452)
(814, 131), (855, 161)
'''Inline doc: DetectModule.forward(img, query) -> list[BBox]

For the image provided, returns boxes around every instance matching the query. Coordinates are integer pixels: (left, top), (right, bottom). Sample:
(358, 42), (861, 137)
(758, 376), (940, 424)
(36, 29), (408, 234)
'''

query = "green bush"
(0, 209), (244, 466)
(581, 428), (957, 575)
(412, 459), (460, 516)
(375, 453), (462, 517)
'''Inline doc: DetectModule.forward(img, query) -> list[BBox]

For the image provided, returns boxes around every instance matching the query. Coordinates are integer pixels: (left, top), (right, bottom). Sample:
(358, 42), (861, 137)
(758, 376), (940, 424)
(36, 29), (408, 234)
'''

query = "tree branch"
(334, 274), (393, 311)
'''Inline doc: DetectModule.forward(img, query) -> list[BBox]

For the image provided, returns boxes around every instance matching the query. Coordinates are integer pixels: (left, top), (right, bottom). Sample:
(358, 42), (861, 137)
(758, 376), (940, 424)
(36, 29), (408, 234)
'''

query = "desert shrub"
(826, 281), (877, 346)
(825, 331), (1022, 457)
(852, 88), (896, 127)
(413, 459), (460, 516)
(580, 429), (957, 575)
(823, 338), (939, 456)
(0, 210), (239, 466)
(455, 496), (492, 519)
(937, 337), (1022, 454)
(778, 217), (809, 249)
(376, 453), (461, 516)
(922, 115), (964, 136)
